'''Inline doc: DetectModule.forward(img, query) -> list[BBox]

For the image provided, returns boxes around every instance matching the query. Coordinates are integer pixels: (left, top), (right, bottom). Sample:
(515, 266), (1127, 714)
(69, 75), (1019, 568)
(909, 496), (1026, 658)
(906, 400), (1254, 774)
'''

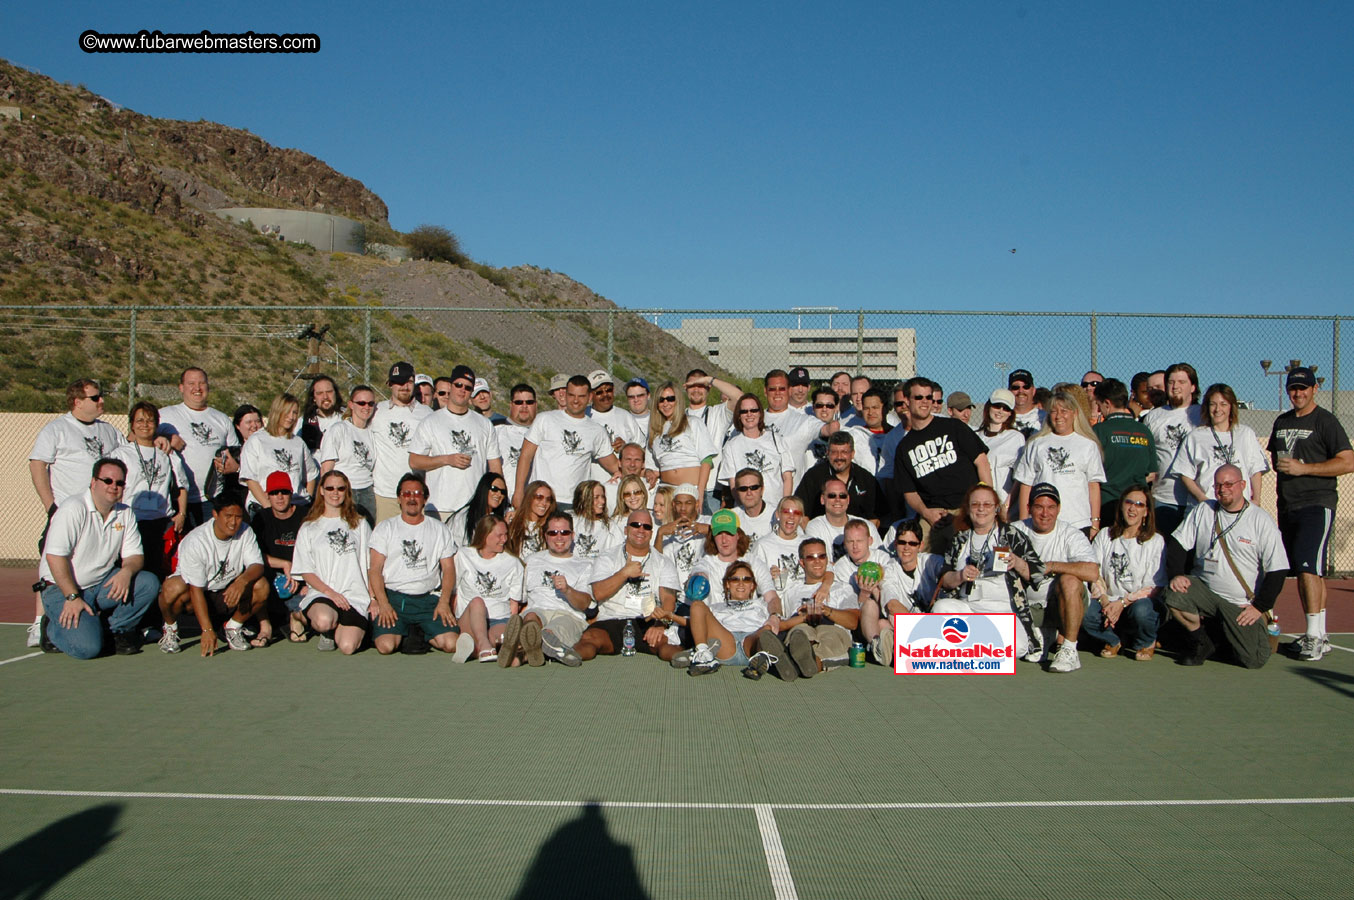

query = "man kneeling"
(158, 493), (268, 656)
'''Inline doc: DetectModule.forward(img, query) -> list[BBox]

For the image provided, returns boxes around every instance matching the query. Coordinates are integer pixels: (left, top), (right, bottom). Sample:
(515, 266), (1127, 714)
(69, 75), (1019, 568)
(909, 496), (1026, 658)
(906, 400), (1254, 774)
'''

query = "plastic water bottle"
(622, 619), (636, 656)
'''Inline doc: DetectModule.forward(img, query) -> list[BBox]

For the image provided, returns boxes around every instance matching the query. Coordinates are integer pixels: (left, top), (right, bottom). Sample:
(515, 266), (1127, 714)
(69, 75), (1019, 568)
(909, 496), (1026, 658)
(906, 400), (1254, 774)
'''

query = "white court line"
(754, 804), (798, 900)
(3, 788), (1354, 812)
(0, 652), (42, 667)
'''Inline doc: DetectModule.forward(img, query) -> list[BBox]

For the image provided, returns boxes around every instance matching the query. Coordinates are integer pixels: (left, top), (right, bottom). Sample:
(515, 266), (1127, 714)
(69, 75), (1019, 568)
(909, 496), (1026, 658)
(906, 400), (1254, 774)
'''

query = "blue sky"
(4, 1), (1351, 321)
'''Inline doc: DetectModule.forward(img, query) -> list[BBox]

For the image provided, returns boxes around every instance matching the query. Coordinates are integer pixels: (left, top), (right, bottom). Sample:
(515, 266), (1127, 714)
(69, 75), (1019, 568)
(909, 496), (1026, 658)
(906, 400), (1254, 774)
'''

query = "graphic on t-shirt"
(83, 436), (106, 458)
(539, 568), (559, 588)
(326, 528), (354, 555)
(744, 449), (771, 473)
(272, 447), (295, 471)
(1016, 422), (1039, 439)
(524, 531), (545, 553)
(1109, 550), (1130, 583)
(353, 441), (374, 471)
(1046, 446), (1072, 474)
(575, 532), (597, 557)
(776, 553), (802, 582)
(508, 445), (521, 466)
(1272, 427), (1310, 453)
(473, 570), (500, 597)
(562, 430), (583, 455)
(211, 560), (229, 584)
(400, 539), (424, 569)
(388, 422), (411, 447)
(674, 541), (698, 572)
(449, 430), (474, 454)
(190, 422), (216, 445)
(1164, 424), (1189, 450)
(1211, 443), (1236, 465)
(624, 574), (650, 597)
(908, 436), (957, 476)
(659, 435), (677, 453)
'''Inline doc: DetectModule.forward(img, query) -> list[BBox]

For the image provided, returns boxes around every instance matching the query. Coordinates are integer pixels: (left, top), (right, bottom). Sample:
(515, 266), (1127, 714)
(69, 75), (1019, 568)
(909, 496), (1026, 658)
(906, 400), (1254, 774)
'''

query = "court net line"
(4, 788), (1354, 811)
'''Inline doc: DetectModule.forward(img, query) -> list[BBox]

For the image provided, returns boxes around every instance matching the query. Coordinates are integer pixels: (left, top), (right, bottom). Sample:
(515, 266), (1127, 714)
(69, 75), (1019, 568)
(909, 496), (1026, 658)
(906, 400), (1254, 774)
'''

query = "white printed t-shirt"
(370, 514), (457, 596)
(292, 517), (373, 615)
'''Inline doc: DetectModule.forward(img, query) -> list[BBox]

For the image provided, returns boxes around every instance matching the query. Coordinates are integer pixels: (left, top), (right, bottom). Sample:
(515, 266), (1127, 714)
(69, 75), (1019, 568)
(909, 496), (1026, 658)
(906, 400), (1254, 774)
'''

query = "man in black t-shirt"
(892, 377), (992, 553)
(1267, 366), (1354, 661)
(251, 471), (308, 640)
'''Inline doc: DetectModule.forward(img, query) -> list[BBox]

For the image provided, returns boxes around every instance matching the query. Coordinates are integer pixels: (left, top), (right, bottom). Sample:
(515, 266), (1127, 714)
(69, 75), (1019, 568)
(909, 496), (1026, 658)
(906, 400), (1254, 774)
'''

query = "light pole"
(1260, 359), (1320, 411)
(994, 361), (1009, 389)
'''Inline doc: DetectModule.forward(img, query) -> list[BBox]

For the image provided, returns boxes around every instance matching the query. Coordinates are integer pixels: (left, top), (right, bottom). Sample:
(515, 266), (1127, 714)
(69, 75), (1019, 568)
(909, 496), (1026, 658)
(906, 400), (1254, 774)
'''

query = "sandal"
(288, 618), (308, 643)
(1099, 644), (1121, 659)
(478, 649), (498, 663)
(1134, 645), (1156, 661)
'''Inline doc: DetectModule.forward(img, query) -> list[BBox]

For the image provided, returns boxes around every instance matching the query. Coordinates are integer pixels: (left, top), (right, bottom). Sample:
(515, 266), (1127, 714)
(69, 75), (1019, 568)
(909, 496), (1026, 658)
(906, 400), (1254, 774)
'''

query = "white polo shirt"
(38, 491), (143, 590)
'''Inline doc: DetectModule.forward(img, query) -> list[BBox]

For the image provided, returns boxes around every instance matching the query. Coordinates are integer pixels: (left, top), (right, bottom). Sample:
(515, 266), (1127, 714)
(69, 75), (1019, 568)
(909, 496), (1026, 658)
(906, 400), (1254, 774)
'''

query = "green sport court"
(2, 619), (1354, 900)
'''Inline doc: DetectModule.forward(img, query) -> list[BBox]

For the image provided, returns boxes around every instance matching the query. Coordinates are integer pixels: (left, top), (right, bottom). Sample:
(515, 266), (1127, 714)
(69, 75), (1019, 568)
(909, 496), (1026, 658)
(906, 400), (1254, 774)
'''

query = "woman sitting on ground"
(1083, 484), (1164, 661)
(291, 470), (373, 655)
(453, 514), (525, 663)
(680, 561), (779, 676)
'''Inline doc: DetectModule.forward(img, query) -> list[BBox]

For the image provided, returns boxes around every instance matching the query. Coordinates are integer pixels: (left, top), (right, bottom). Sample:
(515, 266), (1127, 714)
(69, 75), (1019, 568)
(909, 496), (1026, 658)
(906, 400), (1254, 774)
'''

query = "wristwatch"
(65, 591), (81, 603)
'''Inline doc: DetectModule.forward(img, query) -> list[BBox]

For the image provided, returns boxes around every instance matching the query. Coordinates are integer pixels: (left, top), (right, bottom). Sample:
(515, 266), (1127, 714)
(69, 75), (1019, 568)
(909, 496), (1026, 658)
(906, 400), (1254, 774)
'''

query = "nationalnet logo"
(893, 613), (1016, 674)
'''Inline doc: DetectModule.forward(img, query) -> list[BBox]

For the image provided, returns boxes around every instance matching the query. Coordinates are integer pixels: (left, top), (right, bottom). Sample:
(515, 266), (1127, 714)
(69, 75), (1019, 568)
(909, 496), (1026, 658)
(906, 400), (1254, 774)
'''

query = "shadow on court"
(1292, 665), (1354, 700)
(0, 803), (121, 900)
(513, 802), (649, 900)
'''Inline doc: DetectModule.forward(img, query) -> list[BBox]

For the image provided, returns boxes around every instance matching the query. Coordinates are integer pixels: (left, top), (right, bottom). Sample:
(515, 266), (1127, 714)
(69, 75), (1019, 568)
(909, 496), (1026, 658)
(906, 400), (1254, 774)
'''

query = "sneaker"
(224, 624), (251, 652)
(315, 633), (337, 652)
(1021, 628), (1049, 663)
(158, 625), (182, 654)
(671, 638), (720, 669)
(688, 644), (720, 676)
(743, 650), (777, 680)
(520, 620), (546, 667)
(113, 631), (142, 656)
(757, 631), (795, 683)
(451, 632), (475, 663)
(401, 624), (430, 655)
(871, 624), (894, 665)
(1300, 634), (1330, 661)
(785, 630), (816, 679)
(820, 654), (849, 672)
(26, 617), (41, 648)
(1048, 641), (1081, 673)
(498, 615), (523, 668)
(541, 629), (581, 667)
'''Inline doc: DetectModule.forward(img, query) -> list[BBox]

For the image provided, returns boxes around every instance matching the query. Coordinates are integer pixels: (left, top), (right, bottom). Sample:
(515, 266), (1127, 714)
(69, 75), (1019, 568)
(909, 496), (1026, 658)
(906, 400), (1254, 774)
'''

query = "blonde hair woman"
(1013, 390), (1106, 535)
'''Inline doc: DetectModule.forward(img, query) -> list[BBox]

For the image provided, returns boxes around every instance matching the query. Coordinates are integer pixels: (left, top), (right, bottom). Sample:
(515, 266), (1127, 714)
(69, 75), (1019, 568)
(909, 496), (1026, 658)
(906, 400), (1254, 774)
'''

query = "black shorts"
(307, 597), (371, 630)
(584, 617), (662, 656)
(1278, 505), (1334, 577)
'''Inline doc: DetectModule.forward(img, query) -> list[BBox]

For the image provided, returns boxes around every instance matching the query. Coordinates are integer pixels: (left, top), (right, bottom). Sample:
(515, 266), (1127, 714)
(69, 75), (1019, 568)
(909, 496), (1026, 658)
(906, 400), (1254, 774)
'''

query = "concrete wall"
(214, 207), (366, 254)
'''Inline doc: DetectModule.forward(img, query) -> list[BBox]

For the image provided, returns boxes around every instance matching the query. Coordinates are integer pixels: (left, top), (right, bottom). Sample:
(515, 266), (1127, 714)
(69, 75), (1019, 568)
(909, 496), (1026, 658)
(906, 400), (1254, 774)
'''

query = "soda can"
(849, 642), (867, 668)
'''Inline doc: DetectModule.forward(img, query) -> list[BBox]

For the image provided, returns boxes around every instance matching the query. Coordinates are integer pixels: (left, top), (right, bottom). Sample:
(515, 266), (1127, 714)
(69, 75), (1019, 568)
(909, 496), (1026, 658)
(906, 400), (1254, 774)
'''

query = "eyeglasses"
(95, 476), (126, 486)
(778, 508), (802, 516)
(1121, 498), (1147, 508)
(824, 492), (848, 499)
(765, 386), (787, 393)
(84, 393), (104, 402)
(398, 490), (425, 499)
(322, 484), (348, 493)
(626, 392), (648, 400)
(735, 484), (761, 492)
(801, 552), (827, 561)
(628, 522), (654, 531)
(350, 399), (375, 407)
(813, 402), (836, 409)
(970, 501), (996, 509)
(1215, 479), (1244, 489)
(512, 399), (536, 405)
(545, 529), (573, 536)
(896, 539), (921, 547)
(658, 396), (677, 403)
(727, 575), (755, 583)
(489, 486), (508, 495)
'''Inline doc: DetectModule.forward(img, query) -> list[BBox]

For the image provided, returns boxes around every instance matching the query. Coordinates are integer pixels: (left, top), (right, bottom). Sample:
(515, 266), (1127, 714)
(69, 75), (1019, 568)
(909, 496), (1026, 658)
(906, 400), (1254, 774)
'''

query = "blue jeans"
(1083, 597), (1159, 652)
(41, 569), (160, 659)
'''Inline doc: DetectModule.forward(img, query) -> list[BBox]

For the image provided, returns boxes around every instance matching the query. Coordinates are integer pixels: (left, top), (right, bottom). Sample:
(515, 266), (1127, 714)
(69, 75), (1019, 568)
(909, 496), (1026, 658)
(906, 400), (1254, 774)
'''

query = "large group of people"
(25, 356), (1352, 679)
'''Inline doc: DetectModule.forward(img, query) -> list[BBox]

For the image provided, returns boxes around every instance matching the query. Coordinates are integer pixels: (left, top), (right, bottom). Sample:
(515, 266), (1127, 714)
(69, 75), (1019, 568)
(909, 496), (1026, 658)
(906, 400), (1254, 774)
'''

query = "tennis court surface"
(3, 620), (1354, 900)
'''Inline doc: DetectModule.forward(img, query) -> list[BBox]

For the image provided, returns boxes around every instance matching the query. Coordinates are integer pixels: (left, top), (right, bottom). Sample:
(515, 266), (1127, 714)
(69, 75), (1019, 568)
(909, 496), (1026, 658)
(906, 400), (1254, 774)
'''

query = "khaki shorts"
(534, 608), (586, 647)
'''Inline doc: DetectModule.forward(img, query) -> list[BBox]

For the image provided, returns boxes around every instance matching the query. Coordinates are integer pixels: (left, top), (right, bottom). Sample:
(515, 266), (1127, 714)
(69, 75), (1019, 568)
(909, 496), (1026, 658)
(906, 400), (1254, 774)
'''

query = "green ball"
(857, 561), (883, 582)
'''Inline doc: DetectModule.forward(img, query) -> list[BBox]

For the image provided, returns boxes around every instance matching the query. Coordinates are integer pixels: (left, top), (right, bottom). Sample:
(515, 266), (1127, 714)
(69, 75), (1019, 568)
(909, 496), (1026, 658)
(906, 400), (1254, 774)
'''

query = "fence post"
(127, 308), (137, 410)
(856, 310), (865, 375)
(1333, 317), (1341, 420)
(1090, 311), (1098, 372)
(363, 308), (372, 384)
(607, 310), (615, 373)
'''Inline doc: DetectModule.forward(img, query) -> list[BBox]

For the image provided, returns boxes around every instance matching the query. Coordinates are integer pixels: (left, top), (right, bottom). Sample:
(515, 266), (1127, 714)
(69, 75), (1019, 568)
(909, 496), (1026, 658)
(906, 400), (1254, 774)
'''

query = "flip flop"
(288, 618), (308, 643)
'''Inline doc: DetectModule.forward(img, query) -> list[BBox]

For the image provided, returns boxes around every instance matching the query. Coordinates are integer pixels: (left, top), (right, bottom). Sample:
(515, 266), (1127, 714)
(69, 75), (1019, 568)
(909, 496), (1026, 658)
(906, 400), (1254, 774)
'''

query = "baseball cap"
(414, 373), (432, 387)
(988, 388), (1016, 409)
(588, 369), (612, 389)
(1029, 482), (1061, 505)
(710, 508), (739, 536)
(387, 361), (415, 385)
(625, 377), (649, 391)
(450, 364), (475, 386)
(1286, 366), (1317, 389)
(265, 471), (293, 494)
(1008, 369), (1034, 388)
(472, 378), (490, 397)
(787, 366), (811, 386)
(549, 374), (569, 392)
(946, 391), (975, 411)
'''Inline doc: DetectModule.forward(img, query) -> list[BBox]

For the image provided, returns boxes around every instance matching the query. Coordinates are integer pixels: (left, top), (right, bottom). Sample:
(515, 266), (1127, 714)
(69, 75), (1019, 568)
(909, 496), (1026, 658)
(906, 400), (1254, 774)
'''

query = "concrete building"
(214, 207), (365, 254)
(665, 317), (917, 383)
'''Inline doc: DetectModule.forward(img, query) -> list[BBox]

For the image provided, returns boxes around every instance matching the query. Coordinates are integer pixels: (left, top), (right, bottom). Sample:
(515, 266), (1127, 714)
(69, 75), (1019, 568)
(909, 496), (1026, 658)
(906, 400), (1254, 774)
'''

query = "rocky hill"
(0, 58), (731, 411)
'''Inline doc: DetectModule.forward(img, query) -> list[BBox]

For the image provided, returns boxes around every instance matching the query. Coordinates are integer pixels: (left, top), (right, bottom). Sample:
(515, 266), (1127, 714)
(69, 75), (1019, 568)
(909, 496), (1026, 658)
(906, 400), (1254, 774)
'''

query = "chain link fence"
(1, 304), (1350, 569)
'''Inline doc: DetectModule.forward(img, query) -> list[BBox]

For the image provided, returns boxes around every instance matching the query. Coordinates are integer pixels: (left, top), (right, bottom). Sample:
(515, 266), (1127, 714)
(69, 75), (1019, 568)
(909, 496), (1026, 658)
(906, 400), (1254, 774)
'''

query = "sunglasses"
(95, 476), (126, 486)
(451, 382), (473, 391)
(735, 484), (761, 492)
(738, 408), (759, 415)
(824, 492), (848, 499)
(545, 529), (573, 536)
(727, 575), (756, 583)
(398, 490), (425, 499)
(909, 395), (931, 402)
(990, 403), (1012, 412)
(532, 493), (553, 502)
(267, 489), (291, 496)
(350, 399), (375, 407)
(813, 402), (836, 409)
(801, 552), (827, 561)
(489, 486), (508, 495)
(512, 399), (537, 405)
(896, 539), (921, 547)
(84, 393), (104, 402)
(435, 390), (452, 397)
(1081, 381), (1102, 388)
(628, 522), (654, 531)
(1010, 383), (1032, 391)
(1122, 498), (1147, 508)
(658, 396), (677, 403)
(322, 484), (348, 493)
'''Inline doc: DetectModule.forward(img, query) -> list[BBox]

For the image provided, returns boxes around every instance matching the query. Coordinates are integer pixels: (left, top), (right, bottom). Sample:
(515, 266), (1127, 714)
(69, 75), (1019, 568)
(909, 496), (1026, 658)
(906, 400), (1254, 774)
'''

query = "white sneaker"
(1021, 631), (1047, 663)
(26, 618), (41, 648)
(1300, 634), (1329, 662)
(224, 624), (251, 652)
(158, 626), (182, 654)
(1048, 641), (1081, 673)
